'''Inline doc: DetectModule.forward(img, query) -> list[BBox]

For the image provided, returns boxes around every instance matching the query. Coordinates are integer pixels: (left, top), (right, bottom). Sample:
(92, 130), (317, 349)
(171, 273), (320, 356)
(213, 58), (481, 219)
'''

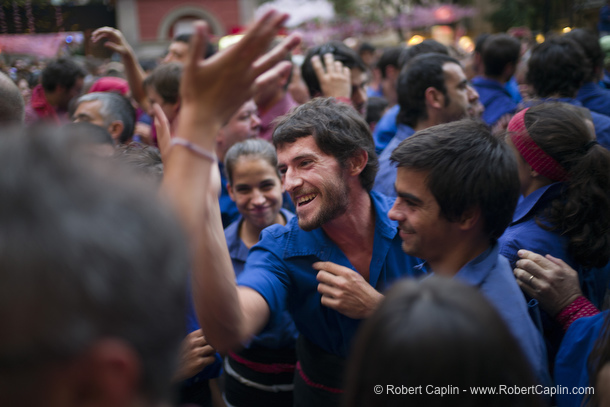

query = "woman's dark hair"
(523, 103), (610, 268)
(343, 277), (542, 407)
(223, 138), (279, 185)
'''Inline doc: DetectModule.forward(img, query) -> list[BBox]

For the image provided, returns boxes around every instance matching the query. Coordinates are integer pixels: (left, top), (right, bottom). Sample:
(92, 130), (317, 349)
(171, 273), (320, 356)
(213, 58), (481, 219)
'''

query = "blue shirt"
(506, 76), (522, 104)
(555, 312), (607, 407)
(499, 183), (610, 309)
(372, 104), (399, 154)
(224, 208), (299, 349)
(372, 123), (415, 198)
(423, 244), (550, 385)
(576, 81), (610, 118)
(237, 191), (423, 358)
(471, 76), (517, 126)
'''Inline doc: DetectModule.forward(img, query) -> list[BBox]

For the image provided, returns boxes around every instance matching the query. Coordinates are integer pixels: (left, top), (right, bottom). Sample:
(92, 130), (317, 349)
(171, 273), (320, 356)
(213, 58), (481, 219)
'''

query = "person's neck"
(413, 116), (438, 131)
(428, 234), (490, 277)
(322, 186), (374, 252)
(522, 177), (553, 198)
(240, 212), (286, 249)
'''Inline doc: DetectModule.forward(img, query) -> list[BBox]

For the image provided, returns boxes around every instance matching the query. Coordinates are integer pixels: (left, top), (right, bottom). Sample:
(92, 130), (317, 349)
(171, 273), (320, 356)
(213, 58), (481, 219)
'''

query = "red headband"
(507, 108), (568, 182)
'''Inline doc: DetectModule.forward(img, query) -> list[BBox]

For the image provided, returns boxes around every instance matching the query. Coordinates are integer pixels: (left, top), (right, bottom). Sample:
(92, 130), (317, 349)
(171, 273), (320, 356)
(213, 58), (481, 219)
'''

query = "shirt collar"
(512, 182), (562, 224)
(453, 244), (499, 287)
(282, 191), (398, 259)
(416, 244), (499, 287)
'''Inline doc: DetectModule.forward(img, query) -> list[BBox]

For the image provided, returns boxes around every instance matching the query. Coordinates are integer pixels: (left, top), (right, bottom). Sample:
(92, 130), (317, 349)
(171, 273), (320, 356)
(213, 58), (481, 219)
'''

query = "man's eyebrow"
(279, 153), (317, 166)
(395, 190), (423, 204)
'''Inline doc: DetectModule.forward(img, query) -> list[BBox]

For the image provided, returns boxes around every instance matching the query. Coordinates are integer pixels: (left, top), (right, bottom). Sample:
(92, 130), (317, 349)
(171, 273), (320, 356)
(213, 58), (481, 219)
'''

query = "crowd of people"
(1, 9), (610, 407)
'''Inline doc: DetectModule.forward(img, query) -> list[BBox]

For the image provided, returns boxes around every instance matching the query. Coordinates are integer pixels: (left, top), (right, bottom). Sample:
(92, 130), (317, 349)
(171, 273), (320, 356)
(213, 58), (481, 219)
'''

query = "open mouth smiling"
(296, 193), (317, 207)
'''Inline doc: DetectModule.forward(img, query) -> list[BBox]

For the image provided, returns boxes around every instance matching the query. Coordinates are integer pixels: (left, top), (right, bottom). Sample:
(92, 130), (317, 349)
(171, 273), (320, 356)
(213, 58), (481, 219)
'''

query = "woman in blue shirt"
(222, 138), (297, 407)
(499, 103), (610, 366)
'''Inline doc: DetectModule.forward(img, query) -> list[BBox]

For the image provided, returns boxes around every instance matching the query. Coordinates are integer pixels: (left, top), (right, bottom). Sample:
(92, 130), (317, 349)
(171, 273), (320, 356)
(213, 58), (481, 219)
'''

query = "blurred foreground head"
(0, 128), (188, 407)
(343, 277), (542, 407)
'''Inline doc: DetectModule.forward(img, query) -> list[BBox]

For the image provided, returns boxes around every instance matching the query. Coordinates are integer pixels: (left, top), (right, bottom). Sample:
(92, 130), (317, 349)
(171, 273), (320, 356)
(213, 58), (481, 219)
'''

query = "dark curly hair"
(524, 103), (610, 268)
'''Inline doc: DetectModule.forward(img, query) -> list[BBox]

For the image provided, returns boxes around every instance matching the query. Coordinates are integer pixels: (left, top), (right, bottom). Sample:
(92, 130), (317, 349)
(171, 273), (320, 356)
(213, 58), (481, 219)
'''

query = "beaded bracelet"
(171, 138), (217, 163)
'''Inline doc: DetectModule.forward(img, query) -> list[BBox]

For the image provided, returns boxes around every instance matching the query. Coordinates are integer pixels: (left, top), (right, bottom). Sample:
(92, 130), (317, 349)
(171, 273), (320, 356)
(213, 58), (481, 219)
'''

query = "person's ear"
(347, 149), (368, 177)
(425, 86), (445, 110)
(227, 182), (235, 201)
(107, 121), (124, 143)
(458, 206), (481, 231)
(173, 96), (181, 115)
(65, 338), (141, 407)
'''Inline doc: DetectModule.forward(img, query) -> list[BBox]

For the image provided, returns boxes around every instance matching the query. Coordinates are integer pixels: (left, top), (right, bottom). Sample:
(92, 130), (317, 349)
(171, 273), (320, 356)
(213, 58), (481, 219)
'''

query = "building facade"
(116, 0), (258, 57)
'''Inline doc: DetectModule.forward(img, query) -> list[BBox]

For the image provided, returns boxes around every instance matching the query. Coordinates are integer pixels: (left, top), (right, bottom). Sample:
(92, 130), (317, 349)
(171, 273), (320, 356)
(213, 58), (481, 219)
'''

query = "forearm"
(162, 114), (248, 352)
(121, 47), (148, 109)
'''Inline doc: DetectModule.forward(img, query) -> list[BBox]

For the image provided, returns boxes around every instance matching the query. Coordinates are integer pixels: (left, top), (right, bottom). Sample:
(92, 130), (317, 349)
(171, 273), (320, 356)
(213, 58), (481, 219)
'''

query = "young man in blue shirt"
(388, 119), (550, 386)
(471, 33), (521, 126)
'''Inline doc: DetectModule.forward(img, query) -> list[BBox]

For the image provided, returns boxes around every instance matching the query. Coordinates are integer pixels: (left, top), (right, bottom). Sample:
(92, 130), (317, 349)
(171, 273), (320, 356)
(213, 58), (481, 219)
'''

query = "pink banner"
(0, 33), (66, 57)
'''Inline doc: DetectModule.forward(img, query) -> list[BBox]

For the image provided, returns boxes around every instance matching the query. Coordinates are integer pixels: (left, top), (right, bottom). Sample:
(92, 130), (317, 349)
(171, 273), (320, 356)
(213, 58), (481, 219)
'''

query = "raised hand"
(91, 26), (132, 56)
(311, 53), (351, 99)
(513, 249), (582, 316)
(178, 11), (301, 134)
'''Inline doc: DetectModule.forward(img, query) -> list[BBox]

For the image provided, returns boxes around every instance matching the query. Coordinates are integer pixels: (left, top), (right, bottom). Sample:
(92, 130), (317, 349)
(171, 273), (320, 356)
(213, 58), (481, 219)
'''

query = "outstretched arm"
(161, 11), (300, 352)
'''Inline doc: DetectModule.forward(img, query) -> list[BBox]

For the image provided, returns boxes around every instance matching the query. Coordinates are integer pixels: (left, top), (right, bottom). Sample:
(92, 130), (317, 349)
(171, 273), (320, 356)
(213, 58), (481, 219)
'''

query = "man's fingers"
(252, 33), (301, 78)
(313, 261), (350, 276)
(200, 344), (215, 357)
(254, 61), (291, 93)
(320, 295), (340, 310)
(342, 66), (351, 79)
(240, 10), (289, 59)
(323, 53), (336, 72)
(311, 55), (326, 77)
(316, 269), (341, 286)
(103, 42), (122, 53)
(515, 252), (552, 278)
(152, 104), (171, 158)
(545, 253), (574, 272)
(187, 21), (209, 71)
(317, 283), (341, 299)
(517, 249), (553, 269)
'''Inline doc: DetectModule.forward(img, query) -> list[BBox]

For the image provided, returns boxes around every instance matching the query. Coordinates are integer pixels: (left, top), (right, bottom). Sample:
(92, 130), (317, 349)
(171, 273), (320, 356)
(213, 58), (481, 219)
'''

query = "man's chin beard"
(297, 197), (349, 232)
